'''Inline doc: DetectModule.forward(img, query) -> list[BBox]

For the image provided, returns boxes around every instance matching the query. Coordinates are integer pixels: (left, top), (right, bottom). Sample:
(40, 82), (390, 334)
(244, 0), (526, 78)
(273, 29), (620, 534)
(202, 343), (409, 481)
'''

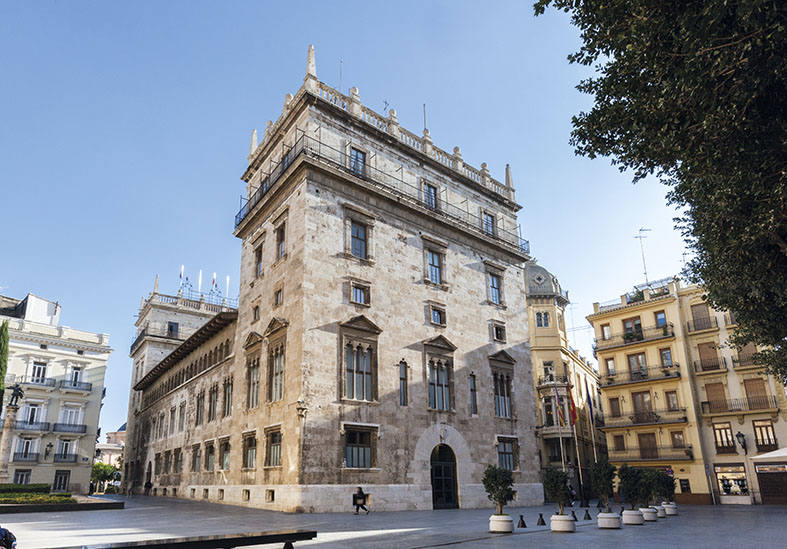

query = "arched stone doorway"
(430, 444), (458, 509)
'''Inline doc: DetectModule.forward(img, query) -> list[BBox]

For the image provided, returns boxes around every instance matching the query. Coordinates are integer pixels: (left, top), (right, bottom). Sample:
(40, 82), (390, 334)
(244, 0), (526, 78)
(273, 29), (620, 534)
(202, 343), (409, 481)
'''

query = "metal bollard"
(517, 515), (526, 528)
(537, 513), (546, 526)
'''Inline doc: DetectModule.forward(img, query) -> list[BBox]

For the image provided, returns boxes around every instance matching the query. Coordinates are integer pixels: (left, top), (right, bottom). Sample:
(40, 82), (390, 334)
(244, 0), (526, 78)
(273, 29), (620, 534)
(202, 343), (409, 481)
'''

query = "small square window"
(252, 306), (260, 321)
(275, 223), (286, 259)
(77, 350), (84, 356)
(430, 306), (446, 326)
(274, 289), (283, 307)
(40, 344), (48, 350)
(243, 489), (251, 501)
(351, 283), (370, 306)
(493, 323), (506, 342)
(265, 489), (275, 502)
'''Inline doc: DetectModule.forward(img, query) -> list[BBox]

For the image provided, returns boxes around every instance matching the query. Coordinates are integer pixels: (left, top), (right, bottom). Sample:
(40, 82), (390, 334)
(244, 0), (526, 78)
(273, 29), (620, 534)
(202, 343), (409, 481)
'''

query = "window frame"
(482, 211), (496, 236)
(242, 433), (257, 469)
(496, 437), (518, 471)
(265, 428), (282, 467)
(427, 356), (453, 412)
(275, 221), (286, 260)
(343, 204), (376, 264)
(344, 426), (376, 469)
(350, 282), (371, 307)
(268, 339), (285, 403)
(350, 220), (368, 260)
(430, 304), (446, 326)
(493, 369), (513, 418)
(254, 243), (264, 278)
(492, 321), (506, 343)
(349, 147), (367, 178)
(398, 361), (408, 407)
(488, 272), (503, 306)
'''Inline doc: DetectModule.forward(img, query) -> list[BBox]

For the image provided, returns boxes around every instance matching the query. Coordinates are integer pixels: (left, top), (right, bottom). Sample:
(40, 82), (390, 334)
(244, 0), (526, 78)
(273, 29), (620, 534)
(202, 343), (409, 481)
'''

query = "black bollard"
(597, 499), (603, 508)
(517, 515), (526, 528)
(619, 507), (624, 516)
(581, 499), (589, 508)
(584, 509), (592, 520)
(571, 510), (578, 521)
(537, 513), (546, 526)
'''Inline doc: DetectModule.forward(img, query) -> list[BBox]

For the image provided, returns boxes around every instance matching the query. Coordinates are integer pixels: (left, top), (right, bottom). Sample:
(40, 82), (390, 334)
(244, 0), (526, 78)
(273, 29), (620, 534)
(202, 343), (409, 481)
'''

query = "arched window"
(536, 312), (543, 327)
(345, 343), (373, 401)
(543, 312), (550, 327)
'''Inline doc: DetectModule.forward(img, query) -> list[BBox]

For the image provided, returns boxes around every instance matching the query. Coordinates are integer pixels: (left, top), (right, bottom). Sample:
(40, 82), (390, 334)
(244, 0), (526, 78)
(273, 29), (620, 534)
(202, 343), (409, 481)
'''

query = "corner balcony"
(602, 407), (688, 429)
(686, 317), (719, 333)
(594, 324), (674, 353)
(536, 375), (568, 389)
(12, 452), (40, 463)
(14, 421), (51, 432)
(537, 424), (574, 438)
(601, 364), (681, 387)
(608, 445), (694, 462)
(53, 453), (78, 463)
(53, 423), (88, 434)
(59, 380), (93, 393)
(700, 396), (778, 416)
(17, 375), (56, 389)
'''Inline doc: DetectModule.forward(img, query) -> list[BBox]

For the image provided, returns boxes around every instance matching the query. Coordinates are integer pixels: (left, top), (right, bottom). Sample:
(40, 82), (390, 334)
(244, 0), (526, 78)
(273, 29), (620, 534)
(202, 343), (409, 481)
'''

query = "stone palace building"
(125, 46), (542, 512)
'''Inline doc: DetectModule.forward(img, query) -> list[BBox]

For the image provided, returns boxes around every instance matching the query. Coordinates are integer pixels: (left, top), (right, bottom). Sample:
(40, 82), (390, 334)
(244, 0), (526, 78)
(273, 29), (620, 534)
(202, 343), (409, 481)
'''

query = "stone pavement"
(4, 496), (787, 548)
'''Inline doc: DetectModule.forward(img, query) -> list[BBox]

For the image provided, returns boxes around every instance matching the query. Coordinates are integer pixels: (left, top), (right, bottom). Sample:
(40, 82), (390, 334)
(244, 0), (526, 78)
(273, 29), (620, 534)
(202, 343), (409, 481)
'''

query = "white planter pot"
(550, 514), (576, 533)
(663, 503), (678, 515)
(622, 510), (644, 525)
(655, 505), (666, 518)
(597, 512), (621, 529)
(640, 507), (658, 522)
(489, 514), (513, 533)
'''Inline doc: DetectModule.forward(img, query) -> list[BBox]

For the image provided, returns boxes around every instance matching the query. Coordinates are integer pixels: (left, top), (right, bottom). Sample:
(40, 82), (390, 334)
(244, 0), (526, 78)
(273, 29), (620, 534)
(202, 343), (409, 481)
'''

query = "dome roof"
(527, 262), (567, 301)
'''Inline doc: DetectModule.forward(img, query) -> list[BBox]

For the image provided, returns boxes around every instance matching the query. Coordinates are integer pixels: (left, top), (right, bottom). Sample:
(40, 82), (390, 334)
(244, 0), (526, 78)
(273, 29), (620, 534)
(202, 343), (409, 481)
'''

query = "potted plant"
(542, 467), (574, 532)
(590, 458), (620, 529)
(482, 465), (514, 533)
(617, 465), (644, 525)
(638, 469), (659, 522)
(657, 471), (678, 515)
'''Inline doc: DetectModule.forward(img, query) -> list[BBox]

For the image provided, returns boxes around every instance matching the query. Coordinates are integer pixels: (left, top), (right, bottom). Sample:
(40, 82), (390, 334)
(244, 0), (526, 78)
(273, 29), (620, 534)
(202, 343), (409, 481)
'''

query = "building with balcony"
(125, 45), (541, 512)
(525, 262), (606, 498)
(588, 278), (787, 505)
(0, 293), (112, 493)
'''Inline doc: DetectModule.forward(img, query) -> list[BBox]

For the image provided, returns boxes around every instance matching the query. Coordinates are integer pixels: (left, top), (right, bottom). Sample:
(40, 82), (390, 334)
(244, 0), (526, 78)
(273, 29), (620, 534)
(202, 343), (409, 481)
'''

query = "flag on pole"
(585, 378), (595, 425)
(212, 272), (217, 289)
(553, 383), (566, 427)
(568, 386), (578, 426)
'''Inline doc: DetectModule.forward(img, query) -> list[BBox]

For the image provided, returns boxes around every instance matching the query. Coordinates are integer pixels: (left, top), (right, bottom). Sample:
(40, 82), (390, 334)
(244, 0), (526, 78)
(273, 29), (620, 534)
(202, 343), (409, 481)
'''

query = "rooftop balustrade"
(594, 324), (674, 352)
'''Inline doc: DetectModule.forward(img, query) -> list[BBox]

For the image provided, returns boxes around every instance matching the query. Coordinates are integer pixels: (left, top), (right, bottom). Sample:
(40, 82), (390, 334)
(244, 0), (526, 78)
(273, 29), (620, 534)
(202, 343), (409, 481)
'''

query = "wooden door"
(744, 378), (768, 410)
(698, 343), (719, 370)
(691, 303), (711, 330)
(705, 383), (726, 412)
(632, 391), (653, 423)
(638, 433), (658, 459)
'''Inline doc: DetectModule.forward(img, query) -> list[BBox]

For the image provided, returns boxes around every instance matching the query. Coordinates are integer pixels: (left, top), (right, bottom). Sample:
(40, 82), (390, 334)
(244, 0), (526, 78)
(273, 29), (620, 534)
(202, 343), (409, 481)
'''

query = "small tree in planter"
(542, 467), (574, 532)
(590, 458), (616, 512)
(482, 465), (514, 533)
(655, 471), (676, 504)
(638, 469), (660, 521)
(617, 464), (642, 510)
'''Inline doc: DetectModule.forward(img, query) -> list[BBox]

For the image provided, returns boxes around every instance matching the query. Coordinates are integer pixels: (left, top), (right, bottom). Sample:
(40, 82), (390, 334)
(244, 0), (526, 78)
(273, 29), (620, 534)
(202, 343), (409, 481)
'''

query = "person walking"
(353, 486), (369, 514)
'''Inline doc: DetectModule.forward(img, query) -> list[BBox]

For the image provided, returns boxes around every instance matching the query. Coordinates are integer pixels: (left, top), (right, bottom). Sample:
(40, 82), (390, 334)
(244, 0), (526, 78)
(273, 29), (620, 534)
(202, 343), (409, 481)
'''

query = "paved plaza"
(4, 496), (787, 548)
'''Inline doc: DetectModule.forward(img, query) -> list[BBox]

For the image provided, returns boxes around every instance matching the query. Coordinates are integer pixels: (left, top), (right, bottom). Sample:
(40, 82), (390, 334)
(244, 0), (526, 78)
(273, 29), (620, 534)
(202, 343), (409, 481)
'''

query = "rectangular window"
(222, 378), (233, 417)
(275, 223), (286, 259)
(208, 384), (218, 422)
(601, 324), (611, 340)
(399, 362), (408, 406)
(497, 438), (516, 471)
(430, 305), (446, 326)
(605, 358), (616, 375)
(660, 348), (673, 366)
(350, 221), (367, 259)
(350, 283), (370, 306)
(493, 371), (512, 418)
(252, 305), (260, 321)
(654, 311), (667, 328)
(424, 183), (438, 210)
(344, 343), (374, 401)
(266, 430), (282, 467)
(178, 403), (186, 431)
(609, 397), (621, 418)
(219, 440), (230, 470)
(427, 250), (442, 284)
(493, 323), (506, 342)
(169, 408), (176, 435)
(268, 344), (284, 402)
(670, 431), (685, 448)
(428, 359), (451, 411)
(345, 428), (373, 468)
(254, 245), (263, 278)
(195, 391), (205, 425)
(483, 212), (496, 235)
(31, 361), (47, 382)
(714, 422), (735, 452)
(489, 273), (502, 305)
(13, 469), (31, 485)
(753, 419), (776, 450)
(243, 435), (256, 469)
(273, 289), (283, 307)
(205, 443), (215, 471)
(349, 148), (366, 177)
(167, 322), (179, 338)
(623, 317), (642, 335)
(247, 358), (260, 409)
(613, 434), (625, 451)
(665, 390), (679, 411)
(191, 445), (201, 472)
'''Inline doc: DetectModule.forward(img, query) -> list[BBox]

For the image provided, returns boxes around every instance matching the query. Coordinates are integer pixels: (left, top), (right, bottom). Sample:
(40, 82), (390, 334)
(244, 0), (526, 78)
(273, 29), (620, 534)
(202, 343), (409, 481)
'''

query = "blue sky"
(0, 1), (686, 436)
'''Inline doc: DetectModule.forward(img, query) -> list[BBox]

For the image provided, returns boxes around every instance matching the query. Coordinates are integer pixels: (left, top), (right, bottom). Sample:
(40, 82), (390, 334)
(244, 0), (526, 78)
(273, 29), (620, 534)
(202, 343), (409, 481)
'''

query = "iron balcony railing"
(687, 317), (718, 333)
(608, 445), (693, 462)
(694, 357), (727, 372)
(716, 444), (737, 454)
(59, 380), (92, 392)
(537, 375), (568, 387)
(725, 312), (737, 326)
(602, 364), (680, 386)
(756, 441), (778, 453)
(701, 395), (778, 414)
(14, 421), (51, 432)
(53, 423), (88, 434)
(594, 324), (674, 352)
(17, 375), (56, 388)
(12, 452), (39, 462)
(603, 407), (688, 428)
(53, 453), (78, 463)
(733, 355), (759, 369)
(234, 133), (530, 255)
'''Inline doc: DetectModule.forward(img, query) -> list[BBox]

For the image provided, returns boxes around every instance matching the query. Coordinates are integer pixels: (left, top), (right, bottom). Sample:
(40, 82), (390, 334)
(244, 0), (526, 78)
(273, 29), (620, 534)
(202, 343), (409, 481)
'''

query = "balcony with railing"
(756, 439), (778, 453)
(17, 375), (56, 388)
(700, 395), (778, 415)
(716, 443), (737, 454)
(12, 452), (40, 463)
(693, 357), (727, 373)
(602, 407), (688, 429)
(732, 355), (760, 370)
(536, 375), (568, 388)
(235, 133), (530, 257)
(686, 317), (718, 333)
(608, 445), (693, 462)
(59, 380), (93, 392)
(725, 312), (737, 326)
(53, 423), (88, 434)
(594, 324), (675, 352)
(53, 453), (78, 463)
(14, 421), (51, 432)
(602, 364), (681, 387)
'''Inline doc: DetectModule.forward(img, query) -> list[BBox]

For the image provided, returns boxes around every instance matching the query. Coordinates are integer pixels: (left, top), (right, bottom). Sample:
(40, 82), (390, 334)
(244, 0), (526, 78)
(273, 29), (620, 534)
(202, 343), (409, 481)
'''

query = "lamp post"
(735, 431), (755, 504)
(735, 432), (747, 455)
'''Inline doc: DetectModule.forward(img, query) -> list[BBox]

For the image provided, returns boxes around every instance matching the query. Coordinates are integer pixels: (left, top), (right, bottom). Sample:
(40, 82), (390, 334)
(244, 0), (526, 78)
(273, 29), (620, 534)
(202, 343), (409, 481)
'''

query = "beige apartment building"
(588, 277), (787, 505)
(125, 46), (542, 512)
(526, 262), (606, 498)
(0, 293), (111, 493)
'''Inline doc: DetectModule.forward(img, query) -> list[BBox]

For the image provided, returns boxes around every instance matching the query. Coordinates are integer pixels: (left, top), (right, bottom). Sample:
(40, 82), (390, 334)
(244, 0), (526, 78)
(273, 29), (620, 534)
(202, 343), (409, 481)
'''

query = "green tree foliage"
(534, 0), (787, 380)
(655, 471), (676, 503)
(482, 464), (514, 515)
(590, 458), (616, 511)
(91, 462), (117, 485)
(617, 464), (643, 509)
(542, 467), (571, 515)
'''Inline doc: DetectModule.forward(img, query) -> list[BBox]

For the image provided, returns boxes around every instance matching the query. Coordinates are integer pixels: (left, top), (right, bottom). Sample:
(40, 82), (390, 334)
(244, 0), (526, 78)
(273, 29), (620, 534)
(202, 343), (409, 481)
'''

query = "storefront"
(714, 464), (752, 504)
(751, 447), (787, 505)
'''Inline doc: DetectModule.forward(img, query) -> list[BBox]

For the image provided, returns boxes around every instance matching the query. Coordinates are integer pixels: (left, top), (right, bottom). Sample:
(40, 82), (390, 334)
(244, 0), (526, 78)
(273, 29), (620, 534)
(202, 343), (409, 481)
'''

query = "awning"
(750, 447), (787, 461)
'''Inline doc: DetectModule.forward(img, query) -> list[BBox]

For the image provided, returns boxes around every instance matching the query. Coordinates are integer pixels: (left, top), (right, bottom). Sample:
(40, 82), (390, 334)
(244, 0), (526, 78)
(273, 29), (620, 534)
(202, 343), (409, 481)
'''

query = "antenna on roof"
(635, 228), (652, 285)
(423, 103), (427, 131)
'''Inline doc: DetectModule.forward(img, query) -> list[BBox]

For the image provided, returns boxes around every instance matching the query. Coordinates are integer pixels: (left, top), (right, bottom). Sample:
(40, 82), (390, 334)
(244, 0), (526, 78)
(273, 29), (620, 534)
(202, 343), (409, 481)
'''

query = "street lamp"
(735, 431), (747, 455)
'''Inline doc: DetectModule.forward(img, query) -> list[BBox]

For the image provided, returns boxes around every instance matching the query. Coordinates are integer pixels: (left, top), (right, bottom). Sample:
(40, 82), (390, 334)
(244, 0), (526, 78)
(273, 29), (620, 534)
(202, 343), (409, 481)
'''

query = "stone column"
(0, 405), (19, 483)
